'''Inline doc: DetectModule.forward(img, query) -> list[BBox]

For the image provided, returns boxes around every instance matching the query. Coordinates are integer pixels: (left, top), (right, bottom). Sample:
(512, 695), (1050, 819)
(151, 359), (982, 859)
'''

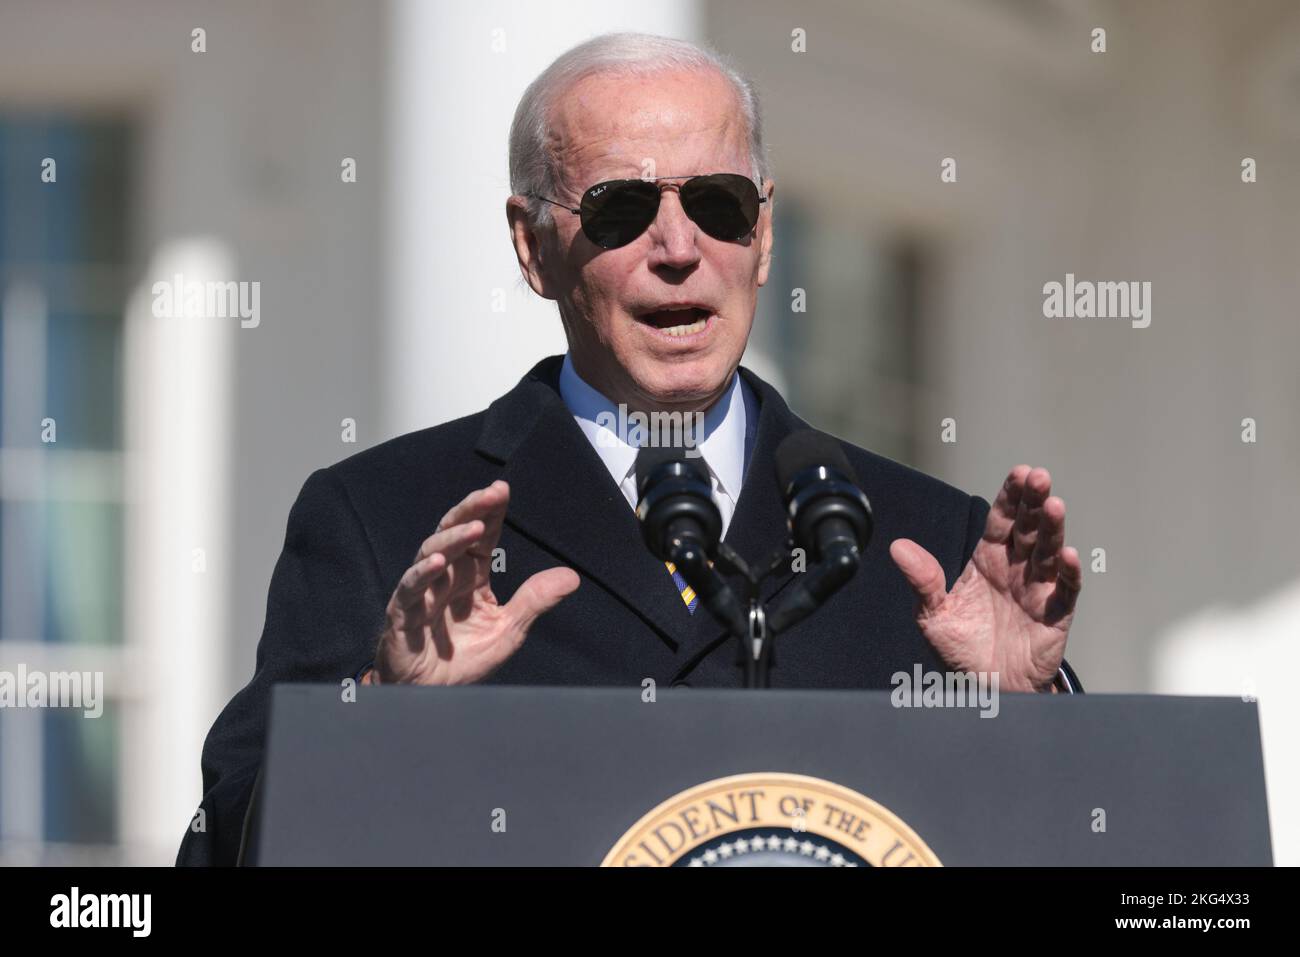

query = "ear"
(755, 178), (775, 288)
(506, 195), (557, 300)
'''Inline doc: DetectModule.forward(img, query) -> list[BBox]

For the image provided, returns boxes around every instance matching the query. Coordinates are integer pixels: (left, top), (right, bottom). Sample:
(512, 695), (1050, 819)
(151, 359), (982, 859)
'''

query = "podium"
(248, 685), (1272, 866)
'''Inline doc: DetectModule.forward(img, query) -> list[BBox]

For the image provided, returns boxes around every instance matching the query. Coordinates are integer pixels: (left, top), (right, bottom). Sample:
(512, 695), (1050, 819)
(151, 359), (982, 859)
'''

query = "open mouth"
(635, 307), (712, 338)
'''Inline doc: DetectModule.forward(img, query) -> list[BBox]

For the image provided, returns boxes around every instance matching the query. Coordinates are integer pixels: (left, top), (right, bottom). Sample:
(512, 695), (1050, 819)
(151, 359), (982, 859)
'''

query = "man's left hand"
(889, 465), (1081, 693)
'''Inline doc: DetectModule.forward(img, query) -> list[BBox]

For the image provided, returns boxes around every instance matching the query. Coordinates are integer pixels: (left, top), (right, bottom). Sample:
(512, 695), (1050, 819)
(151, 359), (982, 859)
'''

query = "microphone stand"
(714, 542), (795, 689)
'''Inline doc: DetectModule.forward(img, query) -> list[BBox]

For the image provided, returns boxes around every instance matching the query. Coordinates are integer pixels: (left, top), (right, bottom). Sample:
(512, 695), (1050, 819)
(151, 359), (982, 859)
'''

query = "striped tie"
(666, 561), (699, 613)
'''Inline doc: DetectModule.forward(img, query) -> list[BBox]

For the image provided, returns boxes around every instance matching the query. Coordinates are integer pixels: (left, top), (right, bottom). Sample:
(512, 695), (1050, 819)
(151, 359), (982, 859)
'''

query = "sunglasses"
(529, 173), (766, 250)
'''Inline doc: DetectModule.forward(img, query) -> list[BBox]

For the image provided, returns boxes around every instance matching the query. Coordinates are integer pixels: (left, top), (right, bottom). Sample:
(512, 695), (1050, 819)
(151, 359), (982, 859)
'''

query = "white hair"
(508, 32), (770, 227)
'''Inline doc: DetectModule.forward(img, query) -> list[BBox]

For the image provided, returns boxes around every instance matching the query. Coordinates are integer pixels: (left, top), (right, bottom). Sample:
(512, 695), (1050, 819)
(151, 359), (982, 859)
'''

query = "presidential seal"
(601, 772), (941, 867)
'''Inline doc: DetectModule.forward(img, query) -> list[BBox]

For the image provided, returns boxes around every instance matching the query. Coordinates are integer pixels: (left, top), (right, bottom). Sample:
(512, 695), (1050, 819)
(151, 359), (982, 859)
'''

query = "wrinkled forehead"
(546, 68), (752, 194)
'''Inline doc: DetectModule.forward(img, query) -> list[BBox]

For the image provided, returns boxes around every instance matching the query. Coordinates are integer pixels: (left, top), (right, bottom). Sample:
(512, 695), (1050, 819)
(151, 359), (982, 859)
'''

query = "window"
(759, 199), (927, 466)
(0, 115), (133, 863)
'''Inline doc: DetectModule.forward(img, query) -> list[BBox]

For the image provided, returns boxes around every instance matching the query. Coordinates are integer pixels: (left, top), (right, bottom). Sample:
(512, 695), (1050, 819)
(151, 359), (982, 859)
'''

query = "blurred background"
(0, 0), (1296, 865)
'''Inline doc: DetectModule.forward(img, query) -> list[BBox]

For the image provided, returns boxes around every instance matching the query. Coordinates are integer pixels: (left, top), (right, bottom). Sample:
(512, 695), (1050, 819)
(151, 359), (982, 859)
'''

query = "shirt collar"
(558, 352), (750, 498)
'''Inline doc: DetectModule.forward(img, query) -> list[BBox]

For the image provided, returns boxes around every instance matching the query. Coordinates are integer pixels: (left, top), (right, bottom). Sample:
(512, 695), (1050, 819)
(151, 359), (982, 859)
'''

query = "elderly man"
(178, 32), (1082, 866)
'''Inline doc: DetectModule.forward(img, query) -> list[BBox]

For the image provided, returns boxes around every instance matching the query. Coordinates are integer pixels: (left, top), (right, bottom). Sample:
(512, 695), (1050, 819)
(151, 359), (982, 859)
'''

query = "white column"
(121, 240), (232, 859)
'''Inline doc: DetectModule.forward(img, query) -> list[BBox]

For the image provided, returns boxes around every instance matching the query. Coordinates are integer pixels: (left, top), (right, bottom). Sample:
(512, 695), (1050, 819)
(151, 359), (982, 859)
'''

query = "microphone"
(634, 445), (747, 638)
(766, 430), (873, 634)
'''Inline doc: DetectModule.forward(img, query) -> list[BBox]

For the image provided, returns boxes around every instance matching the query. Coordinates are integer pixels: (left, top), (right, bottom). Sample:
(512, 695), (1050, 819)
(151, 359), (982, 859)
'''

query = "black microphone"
(635, 445), (747, 638)
(766, 430), (873, 634)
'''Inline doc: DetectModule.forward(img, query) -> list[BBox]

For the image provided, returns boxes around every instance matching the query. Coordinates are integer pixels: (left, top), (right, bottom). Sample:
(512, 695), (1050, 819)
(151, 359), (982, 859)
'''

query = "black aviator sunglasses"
(529, 173), (766, 250)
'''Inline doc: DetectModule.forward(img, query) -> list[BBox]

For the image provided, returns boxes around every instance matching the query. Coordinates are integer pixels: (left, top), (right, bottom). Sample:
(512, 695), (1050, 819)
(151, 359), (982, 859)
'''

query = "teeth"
(662, 316), (708, 337)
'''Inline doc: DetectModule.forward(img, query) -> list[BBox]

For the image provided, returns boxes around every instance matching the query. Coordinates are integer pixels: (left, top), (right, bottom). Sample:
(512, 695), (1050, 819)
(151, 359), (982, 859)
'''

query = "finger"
(396, 546), (458, 606)
(502, 566), (581, 638)
(395, 521), (485, 610)
(387, 548), (444, 655)
(1045, 545), (1083, 623)
(983, 464), (1032, 544)
(1011, 467), (1052, 561)
(430, 521), (497, 610)
(889, 539), (947, 616)
(466, 479), (511, 546)
(420, 481), (509, 558)
(421, 481), (512, 564)
(1029, 496), (1066, 582)
(414, 515), (492, 564)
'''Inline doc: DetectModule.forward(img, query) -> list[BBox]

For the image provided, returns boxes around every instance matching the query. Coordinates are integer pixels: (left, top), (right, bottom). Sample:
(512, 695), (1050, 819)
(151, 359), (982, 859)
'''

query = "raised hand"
(888, 465), (1081, 692)
(371, 480), (580, 685)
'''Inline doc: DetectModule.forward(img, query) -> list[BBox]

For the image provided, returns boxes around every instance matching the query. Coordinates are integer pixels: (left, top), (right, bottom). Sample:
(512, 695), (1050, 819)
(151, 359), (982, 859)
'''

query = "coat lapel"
(475, 356), (813, 668)
(475, 356), (698, 648)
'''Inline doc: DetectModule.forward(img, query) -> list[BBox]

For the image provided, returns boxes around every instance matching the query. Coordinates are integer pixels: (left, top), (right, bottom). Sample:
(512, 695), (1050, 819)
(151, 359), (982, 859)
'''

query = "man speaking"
(178, 32), (1083, 866)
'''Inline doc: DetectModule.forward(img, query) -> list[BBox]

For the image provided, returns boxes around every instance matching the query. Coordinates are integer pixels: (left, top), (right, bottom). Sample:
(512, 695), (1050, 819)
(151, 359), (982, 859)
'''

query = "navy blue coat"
(176, 354), (1081, 865)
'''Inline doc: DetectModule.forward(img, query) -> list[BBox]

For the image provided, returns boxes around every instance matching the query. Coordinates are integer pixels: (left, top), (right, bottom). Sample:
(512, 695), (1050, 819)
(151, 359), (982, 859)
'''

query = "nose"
(644, 187), (701, 271)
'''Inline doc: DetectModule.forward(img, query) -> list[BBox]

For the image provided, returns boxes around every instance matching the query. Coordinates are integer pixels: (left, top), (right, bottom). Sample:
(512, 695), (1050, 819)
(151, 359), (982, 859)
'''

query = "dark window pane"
(43, 702), (118, 844)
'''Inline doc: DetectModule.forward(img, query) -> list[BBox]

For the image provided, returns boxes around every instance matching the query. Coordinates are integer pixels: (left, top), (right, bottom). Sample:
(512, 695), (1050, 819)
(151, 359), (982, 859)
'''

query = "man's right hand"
(372, 480), (580, 685)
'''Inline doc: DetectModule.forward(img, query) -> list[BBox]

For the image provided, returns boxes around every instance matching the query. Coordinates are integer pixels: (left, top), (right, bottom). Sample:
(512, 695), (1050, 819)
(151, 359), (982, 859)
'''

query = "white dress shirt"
(558, 352), (758, 539)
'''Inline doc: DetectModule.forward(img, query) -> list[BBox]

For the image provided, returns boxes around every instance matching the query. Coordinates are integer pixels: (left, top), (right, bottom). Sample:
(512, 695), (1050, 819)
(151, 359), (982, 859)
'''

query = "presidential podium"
(245, 684), (1272, 866)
